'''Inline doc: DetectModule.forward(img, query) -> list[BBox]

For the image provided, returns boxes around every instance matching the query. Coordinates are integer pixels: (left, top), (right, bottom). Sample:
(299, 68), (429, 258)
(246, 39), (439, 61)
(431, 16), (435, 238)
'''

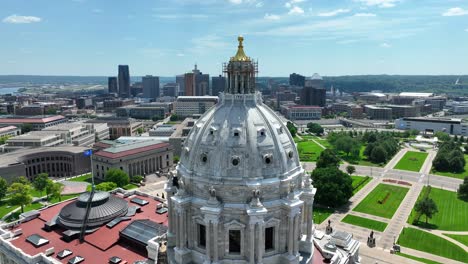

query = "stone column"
(257, 221), (264, 264)
(213, 221), (219, 263)
(205, 220), (211, 263)
(288, 215), (294, 256)
(293, 214), (300, 255)
(306, 203), (313, 241)
(176, 211), (181, 248)
(249, 223), (255, 264)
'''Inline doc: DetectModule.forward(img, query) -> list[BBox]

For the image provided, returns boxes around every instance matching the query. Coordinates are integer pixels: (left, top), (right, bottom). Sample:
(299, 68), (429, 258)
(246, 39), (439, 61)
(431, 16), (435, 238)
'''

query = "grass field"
(341, 215), (388, 232)
(443, 234), (468, 247)
(432, 154), (468, 180)
(297, 139), (325, 162)
(353, 184), (409, 219)
(4, 202), (43, 222)
(397, 228), (468, 262)
(313, 207), (334, 224)
(396, 252), (442, 264)
(394, 151), (428, 172)
(0, 200), (16, 219)
(123, 183), (139, 190)
(407, 187), (468, 231)
(68, 174), (92, 183)
(351, 176), (372, 195)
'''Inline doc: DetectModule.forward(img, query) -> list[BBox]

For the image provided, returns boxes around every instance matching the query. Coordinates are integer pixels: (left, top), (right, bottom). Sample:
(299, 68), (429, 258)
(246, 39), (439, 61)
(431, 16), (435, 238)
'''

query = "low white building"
(173, 96), (218, 117)
(395, 117), (468, 136)
(281, 105), (322, 120)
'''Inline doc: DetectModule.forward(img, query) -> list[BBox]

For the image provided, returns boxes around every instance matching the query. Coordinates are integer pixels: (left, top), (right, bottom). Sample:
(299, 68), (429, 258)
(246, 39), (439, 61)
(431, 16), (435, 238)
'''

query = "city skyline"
(1, 0), (468, 76)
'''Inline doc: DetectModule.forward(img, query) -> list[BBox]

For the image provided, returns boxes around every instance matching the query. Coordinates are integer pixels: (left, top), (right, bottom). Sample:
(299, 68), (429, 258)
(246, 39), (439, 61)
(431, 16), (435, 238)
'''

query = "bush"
(105, 169), (130, 187)
(131, 175), (144, 183)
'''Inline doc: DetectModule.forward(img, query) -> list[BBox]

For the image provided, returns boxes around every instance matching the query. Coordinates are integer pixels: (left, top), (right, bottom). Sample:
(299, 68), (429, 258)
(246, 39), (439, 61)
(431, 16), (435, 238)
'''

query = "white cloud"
(228, 0), (242, 4)
(354, 13), (376, 17)
(380, 42), (391, 48)
(264, 13), (281, 20)
(288, 6), (304, 15)
(442, 7), (468, 17)
(355, 0), (399, 8)
(3, 14), (41, 24)
(465, 28), (468, 32)
(318, 9), (350, 17)
(290, 0), (306, 3)
(255, 2), (264, 8)
(177, 53), (185, 57)
(92, 9), (102, 13)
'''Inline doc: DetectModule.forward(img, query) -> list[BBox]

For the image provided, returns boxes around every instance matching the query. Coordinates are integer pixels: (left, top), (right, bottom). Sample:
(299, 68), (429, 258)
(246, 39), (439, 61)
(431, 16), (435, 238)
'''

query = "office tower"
(118, 65), (130, 98)
(211, 75), (226, 96)
(176, 74), (185, 96)
(184, 72), (195, 96)
(162, 83), (179, 97)
(142, 75), (160, 99)
(108, 77), (118, 94)
(301, 73), (326, 107)
(289, 73), (305, 87)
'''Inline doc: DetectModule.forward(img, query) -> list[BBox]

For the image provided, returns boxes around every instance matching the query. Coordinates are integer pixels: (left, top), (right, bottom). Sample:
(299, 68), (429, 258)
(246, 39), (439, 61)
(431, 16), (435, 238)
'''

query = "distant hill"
(1, 75), (468, 95)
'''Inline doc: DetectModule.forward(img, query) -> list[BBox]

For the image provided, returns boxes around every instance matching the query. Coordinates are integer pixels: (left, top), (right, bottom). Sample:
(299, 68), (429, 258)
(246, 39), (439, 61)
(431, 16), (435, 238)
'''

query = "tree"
(346, 165), (356, 175)
(21, 124), (33, 133)
(286, 121), (297, 137)
(434, 131), (450, 142)
(105, 169), (130, 187)
(47, 182), (63, 202)
(136, 127), (144, 134)
(307, 123), (324, 135)
(0, 177), (8, 200)
(170, 114), (178, 121)
(8, 183), (32, 213)
(131, 175), (144, 183)
(458, 177), (468, 200)
(14, 176), (29, 185)
(95, 182), (117, 191)
(364, 142), (375, 157)
(414, 197), (439, 224)
(33, 173), (49, 196)
(316, 149), (340, 169)
(173, 155), (180, 164)
(370, 146), (387, 164)
(311, 167), (353, 207)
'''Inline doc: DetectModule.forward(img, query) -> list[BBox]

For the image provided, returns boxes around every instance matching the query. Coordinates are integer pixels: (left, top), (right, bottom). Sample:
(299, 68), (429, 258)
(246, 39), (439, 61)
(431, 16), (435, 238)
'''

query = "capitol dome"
(166, 36), (316, 264)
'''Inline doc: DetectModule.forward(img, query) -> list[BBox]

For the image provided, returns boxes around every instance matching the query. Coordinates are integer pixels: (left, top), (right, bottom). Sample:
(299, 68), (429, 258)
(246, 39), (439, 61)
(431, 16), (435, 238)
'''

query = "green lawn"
(313, 207), (334, 224)
(123, 183), (139, 190)
(29, 187), (44, 198)
(351, 176), (372, 195)
(0, 200), (17, 219)
(297, 140), (325, 162)
(4, 202), (43, 222)
(397, 228), (468, 263)
(48, 194), (80, 204)
(353, 184), (409, 219)
(443, 234), (468, 247)
(432, 154), (468, 179)
(394, 151), (428, 172)
(396, 252), (442, 264)
(68, 174), (92, 183)
(341, 215), (388, 232)
(407, 187), (468, 231)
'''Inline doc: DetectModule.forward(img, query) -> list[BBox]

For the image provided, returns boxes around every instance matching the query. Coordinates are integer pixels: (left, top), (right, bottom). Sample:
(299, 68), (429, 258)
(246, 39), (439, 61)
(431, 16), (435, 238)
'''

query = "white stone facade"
(166, 37), (317, 264)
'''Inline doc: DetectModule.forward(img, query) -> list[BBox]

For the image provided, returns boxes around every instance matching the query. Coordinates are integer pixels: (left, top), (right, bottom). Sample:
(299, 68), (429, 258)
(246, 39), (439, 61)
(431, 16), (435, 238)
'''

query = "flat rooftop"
(5, 194), (167, 264)
(0, 115), (66, 124)
(94, 140), (170, 159)
(0, 146), (89, 168)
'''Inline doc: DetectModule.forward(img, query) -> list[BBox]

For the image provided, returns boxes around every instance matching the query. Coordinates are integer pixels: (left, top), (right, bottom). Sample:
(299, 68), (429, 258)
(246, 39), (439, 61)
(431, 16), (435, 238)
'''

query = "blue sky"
(1, 0), (467, 76)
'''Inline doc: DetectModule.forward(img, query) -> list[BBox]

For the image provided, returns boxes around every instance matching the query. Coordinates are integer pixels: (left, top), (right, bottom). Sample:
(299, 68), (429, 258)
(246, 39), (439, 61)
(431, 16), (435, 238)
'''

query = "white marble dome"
(179, 92), (301, 182)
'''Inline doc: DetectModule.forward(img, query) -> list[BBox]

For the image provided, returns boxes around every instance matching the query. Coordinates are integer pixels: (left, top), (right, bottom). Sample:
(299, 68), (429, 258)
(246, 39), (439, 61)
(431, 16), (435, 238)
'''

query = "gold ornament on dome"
(230, 35), (251, 62)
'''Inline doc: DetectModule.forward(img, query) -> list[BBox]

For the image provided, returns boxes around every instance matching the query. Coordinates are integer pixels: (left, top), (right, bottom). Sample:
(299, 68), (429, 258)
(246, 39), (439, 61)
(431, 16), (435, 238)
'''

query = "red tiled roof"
(95, 142), (171, 159)
(10, 194), (167, 264)
(0, 125), (18, 132)
(0, 115), (66, 124)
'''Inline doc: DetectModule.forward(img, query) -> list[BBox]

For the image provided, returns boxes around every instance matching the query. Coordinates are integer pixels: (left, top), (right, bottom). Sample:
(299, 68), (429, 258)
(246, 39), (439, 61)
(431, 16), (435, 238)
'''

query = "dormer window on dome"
(231, 156), (240, 166)
(257, 128), (266, 137)
(263, 154), (273, 164)
(233, 128), (242, 137)
(209, 126), (217, 136)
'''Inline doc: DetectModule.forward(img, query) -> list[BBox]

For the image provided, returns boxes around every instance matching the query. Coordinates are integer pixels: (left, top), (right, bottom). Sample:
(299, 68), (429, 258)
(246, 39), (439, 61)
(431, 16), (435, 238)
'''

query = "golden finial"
(231, 35), (250, 62)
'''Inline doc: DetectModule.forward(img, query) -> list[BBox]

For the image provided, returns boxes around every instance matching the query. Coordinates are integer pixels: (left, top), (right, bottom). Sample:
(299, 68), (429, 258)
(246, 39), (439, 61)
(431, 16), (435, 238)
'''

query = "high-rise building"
(176, 74), (185, 96)
(118, 65), (130, 98)
(289, 73), (305, 87)
(301, 74), (326, 107)
(162, 83), (179, 97)
(211, 75), (226, 96)
(108, 77), (118, 94)
(184, 72), (195, 96)
(142, 75), (160, 99)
